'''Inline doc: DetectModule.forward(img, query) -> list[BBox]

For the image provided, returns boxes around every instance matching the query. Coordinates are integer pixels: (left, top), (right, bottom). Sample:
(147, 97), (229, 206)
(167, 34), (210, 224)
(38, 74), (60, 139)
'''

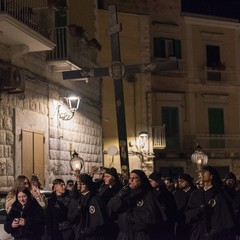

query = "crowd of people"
(3, 166), (240, 240)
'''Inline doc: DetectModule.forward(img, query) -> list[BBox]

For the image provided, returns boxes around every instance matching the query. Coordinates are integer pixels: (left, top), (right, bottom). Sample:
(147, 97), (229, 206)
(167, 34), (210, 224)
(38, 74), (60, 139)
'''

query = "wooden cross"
(63, 5), (178, 176)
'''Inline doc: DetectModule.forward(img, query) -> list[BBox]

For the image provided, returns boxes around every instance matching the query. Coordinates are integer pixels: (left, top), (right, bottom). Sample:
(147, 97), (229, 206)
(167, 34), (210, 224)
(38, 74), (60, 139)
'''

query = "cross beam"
(63, 5), (178, 176)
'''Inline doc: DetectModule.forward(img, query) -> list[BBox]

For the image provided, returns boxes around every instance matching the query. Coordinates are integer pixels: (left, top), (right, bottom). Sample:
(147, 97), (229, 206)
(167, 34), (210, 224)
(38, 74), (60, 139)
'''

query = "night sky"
(181, 0), (240, 20)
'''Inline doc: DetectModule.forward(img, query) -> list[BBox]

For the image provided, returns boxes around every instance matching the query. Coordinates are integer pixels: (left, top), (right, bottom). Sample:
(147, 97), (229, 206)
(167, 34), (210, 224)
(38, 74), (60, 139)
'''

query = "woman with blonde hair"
(4, 186), (45, 240)
(5, 175), (46, 213)
(5, 175), (31, 213)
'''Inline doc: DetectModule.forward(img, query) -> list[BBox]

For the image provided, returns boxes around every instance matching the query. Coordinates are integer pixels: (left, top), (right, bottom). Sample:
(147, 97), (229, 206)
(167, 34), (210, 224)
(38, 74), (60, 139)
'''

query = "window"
(208, 108), (225, 148)
(205, 45), (226, 81)
(154, 38), (181, 59)
(206, 45), (220, 67)
(162, 107), (180, 151)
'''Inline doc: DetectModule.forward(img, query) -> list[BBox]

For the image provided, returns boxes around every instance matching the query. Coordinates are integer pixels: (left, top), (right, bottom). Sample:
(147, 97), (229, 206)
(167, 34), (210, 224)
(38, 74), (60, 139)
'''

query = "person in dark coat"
(232, 188), (240, 238)
(46, 179), (74, 240)
(4, 186), (45, 240)
(97, 167), (123, 240)
(108, 169), (166, 240)
(148, 171), (177, 240)
(173, 173), (196, 240)
(223, 172), (237, 202)
(185, 166), (236, 240)
(68, 173), (109, 240)
(98, 167), (123, 203)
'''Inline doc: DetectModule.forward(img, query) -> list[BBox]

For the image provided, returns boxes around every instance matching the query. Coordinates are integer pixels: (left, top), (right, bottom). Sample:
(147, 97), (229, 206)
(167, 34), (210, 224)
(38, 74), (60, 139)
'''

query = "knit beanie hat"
(178, 173), (194, 186)
(149, 172), (161, 183)
(225, 172), (236, 181)
(105, 167), (120, 181)
(80, 174), (93, 188)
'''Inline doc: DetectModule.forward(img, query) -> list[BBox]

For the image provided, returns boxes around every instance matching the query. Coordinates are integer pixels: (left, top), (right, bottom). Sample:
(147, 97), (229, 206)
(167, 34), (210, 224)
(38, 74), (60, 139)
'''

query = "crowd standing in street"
(4, 166), (240, 240)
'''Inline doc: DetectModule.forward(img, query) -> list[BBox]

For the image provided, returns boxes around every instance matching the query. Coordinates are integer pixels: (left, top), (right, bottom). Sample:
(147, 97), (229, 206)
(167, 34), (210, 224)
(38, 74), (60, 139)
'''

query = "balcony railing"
(0, 0), (53, 39)
(200, 66), (234, 84)
(152, 129), (240, 158)
(185, 134), (240, 158)
(48, 26), (98, 69)
(152, 125), (166, 149)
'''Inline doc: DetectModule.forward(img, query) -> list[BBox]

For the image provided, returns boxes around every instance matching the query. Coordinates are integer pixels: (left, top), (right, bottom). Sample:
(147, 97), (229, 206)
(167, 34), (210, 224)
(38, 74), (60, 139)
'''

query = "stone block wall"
(0, 69), (102, 190)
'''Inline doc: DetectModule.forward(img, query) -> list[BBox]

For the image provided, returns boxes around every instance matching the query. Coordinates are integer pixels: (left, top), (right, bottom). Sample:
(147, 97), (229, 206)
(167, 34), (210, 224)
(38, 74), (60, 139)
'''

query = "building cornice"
(183, 15), (240, 29)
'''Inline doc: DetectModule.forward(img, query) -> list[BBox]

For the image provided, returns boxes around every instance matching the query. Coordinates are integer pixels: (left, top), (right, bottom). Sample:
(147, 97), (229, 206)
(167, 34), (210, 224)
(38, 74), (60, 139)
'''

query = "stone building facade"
(0, 0), (102, 190)
(99, 0), (240, 180)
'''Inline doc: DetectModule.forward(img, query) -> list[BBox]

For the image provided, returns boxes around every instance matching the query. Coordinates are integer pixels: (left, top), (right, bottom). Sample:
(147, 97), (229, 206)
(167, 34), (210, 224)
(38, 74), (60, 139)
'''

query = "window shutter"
(154, 38), (165, 57)
(174, 40), (181, 59)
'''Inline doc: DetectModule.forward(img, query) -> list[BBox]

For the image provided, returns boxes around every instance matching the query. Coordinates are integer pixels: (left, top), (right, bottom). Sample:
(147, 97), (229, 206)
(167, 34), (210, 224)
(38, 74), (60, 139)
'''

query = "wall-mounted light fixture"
(129, 131), (148, 152)
(57, 96), (80, 120)
(129, 131), (154, 158)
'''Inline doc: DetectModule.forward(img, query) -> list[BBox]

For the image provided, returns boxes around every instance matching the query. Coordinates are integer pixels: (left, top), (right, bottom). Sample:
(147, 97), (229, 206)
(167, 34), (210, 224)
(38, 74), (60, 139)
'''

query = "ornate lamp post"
(191, 144), (208, 187)
(69, 151), (84, 176)
(69, 151), (84, 189)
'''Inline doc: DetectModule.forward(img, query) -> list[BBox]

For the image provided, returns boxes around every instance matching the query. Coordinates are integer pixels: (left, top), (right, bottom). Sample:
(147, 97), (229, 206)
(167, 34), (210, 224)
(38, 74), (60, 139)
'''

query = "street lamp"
(57, 96), (81, 120)
(191, 144), (208, 187)
(69, 151), (84, 175)
(191, 144), (208, 172)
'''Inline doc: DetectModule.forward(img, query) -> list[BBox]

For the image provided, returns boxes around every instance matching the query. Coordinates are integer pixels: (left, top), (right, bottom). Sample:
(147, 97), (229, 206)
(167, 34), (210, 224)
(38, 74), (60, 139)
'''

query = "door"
(22, 130), (45, 184)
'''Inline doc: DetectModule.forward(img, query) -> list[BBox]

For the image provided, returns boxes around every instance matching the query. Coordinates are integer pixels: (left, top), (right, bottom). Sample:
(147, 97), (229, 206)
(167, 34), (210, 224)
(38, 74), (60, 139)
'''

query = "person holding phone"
(4, 186), (45, 240)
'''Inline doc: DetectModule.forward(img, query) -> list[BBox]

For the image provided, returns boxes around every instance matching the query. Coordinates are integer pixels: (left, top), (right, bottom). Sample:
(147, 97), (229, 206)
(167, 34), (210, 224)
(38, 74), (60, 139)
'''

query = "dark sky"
(181, 0), (240, 20)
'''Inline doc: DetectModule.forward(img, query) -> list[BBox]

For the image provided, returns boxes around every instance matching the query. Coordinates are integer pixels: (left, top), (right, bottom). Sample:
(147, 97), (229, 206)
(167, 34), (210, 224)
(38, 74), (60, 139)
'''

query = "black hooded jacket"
(4, 196), (45, 239)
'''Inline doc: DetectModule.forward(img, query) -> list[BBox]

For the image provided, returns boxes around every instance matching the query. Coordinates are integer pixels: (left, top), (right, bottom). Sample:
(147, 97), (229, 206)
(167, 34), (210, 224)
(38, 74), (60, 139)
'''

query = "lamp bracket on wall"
(129, 131), (155, 159)
(57, 96), (80, 121)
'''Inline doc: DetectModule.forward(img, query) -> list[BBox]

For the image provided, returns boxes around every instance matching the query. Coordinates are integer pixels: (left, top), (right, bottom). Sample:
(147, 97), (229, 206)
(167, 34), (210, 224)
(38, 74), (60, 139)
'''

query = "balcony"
(151, 58), (186, 77)
(152, 128), (240, 159)
(185, 134), (240, 159)
(0, 0), (55, 54)
(47, 26), (98, 72)
(200, 65), (234, 84)
(152, 125), (166, 150)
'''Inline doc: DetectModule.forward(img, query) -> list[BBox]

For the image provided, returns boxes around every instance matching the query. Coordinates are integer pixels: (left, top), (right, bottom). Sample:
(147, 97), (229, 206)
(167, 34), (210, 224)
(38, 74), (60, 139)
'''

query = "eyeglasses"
(60, 183), (65, 187)
(23, 181), (29, 185)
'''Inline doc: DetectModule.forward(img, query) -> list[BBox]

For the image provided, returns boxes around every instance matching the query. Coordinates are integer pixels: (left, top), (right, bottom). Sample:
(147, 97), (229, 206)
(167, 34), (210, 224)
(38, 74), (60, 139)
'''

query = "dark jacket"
(152, 186), (177, 240)
(68, 190), (109, 240)
(98, 182), (123, 204)
(108, 187), (166, 240)
(4, 197), (45, 240)
(185, 187), (236, 240)
(173, 187), (196, 240)
(97, 182), (123, 240)
(46, 190), (73, 240)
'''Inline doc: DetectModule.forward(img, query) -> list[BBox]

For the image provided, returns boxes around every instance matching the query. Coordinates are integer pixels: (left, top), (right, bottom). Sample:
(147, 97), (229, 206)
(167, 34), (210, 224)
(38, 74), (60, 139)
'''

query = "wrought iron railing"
(152, 125), (166, 149)
(152, 129), (240, 158)
(48, 26), (97, 67)
(0, 0), (54, 39)
(199, 66), (234, 84)
(185, 134), (240, 158)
